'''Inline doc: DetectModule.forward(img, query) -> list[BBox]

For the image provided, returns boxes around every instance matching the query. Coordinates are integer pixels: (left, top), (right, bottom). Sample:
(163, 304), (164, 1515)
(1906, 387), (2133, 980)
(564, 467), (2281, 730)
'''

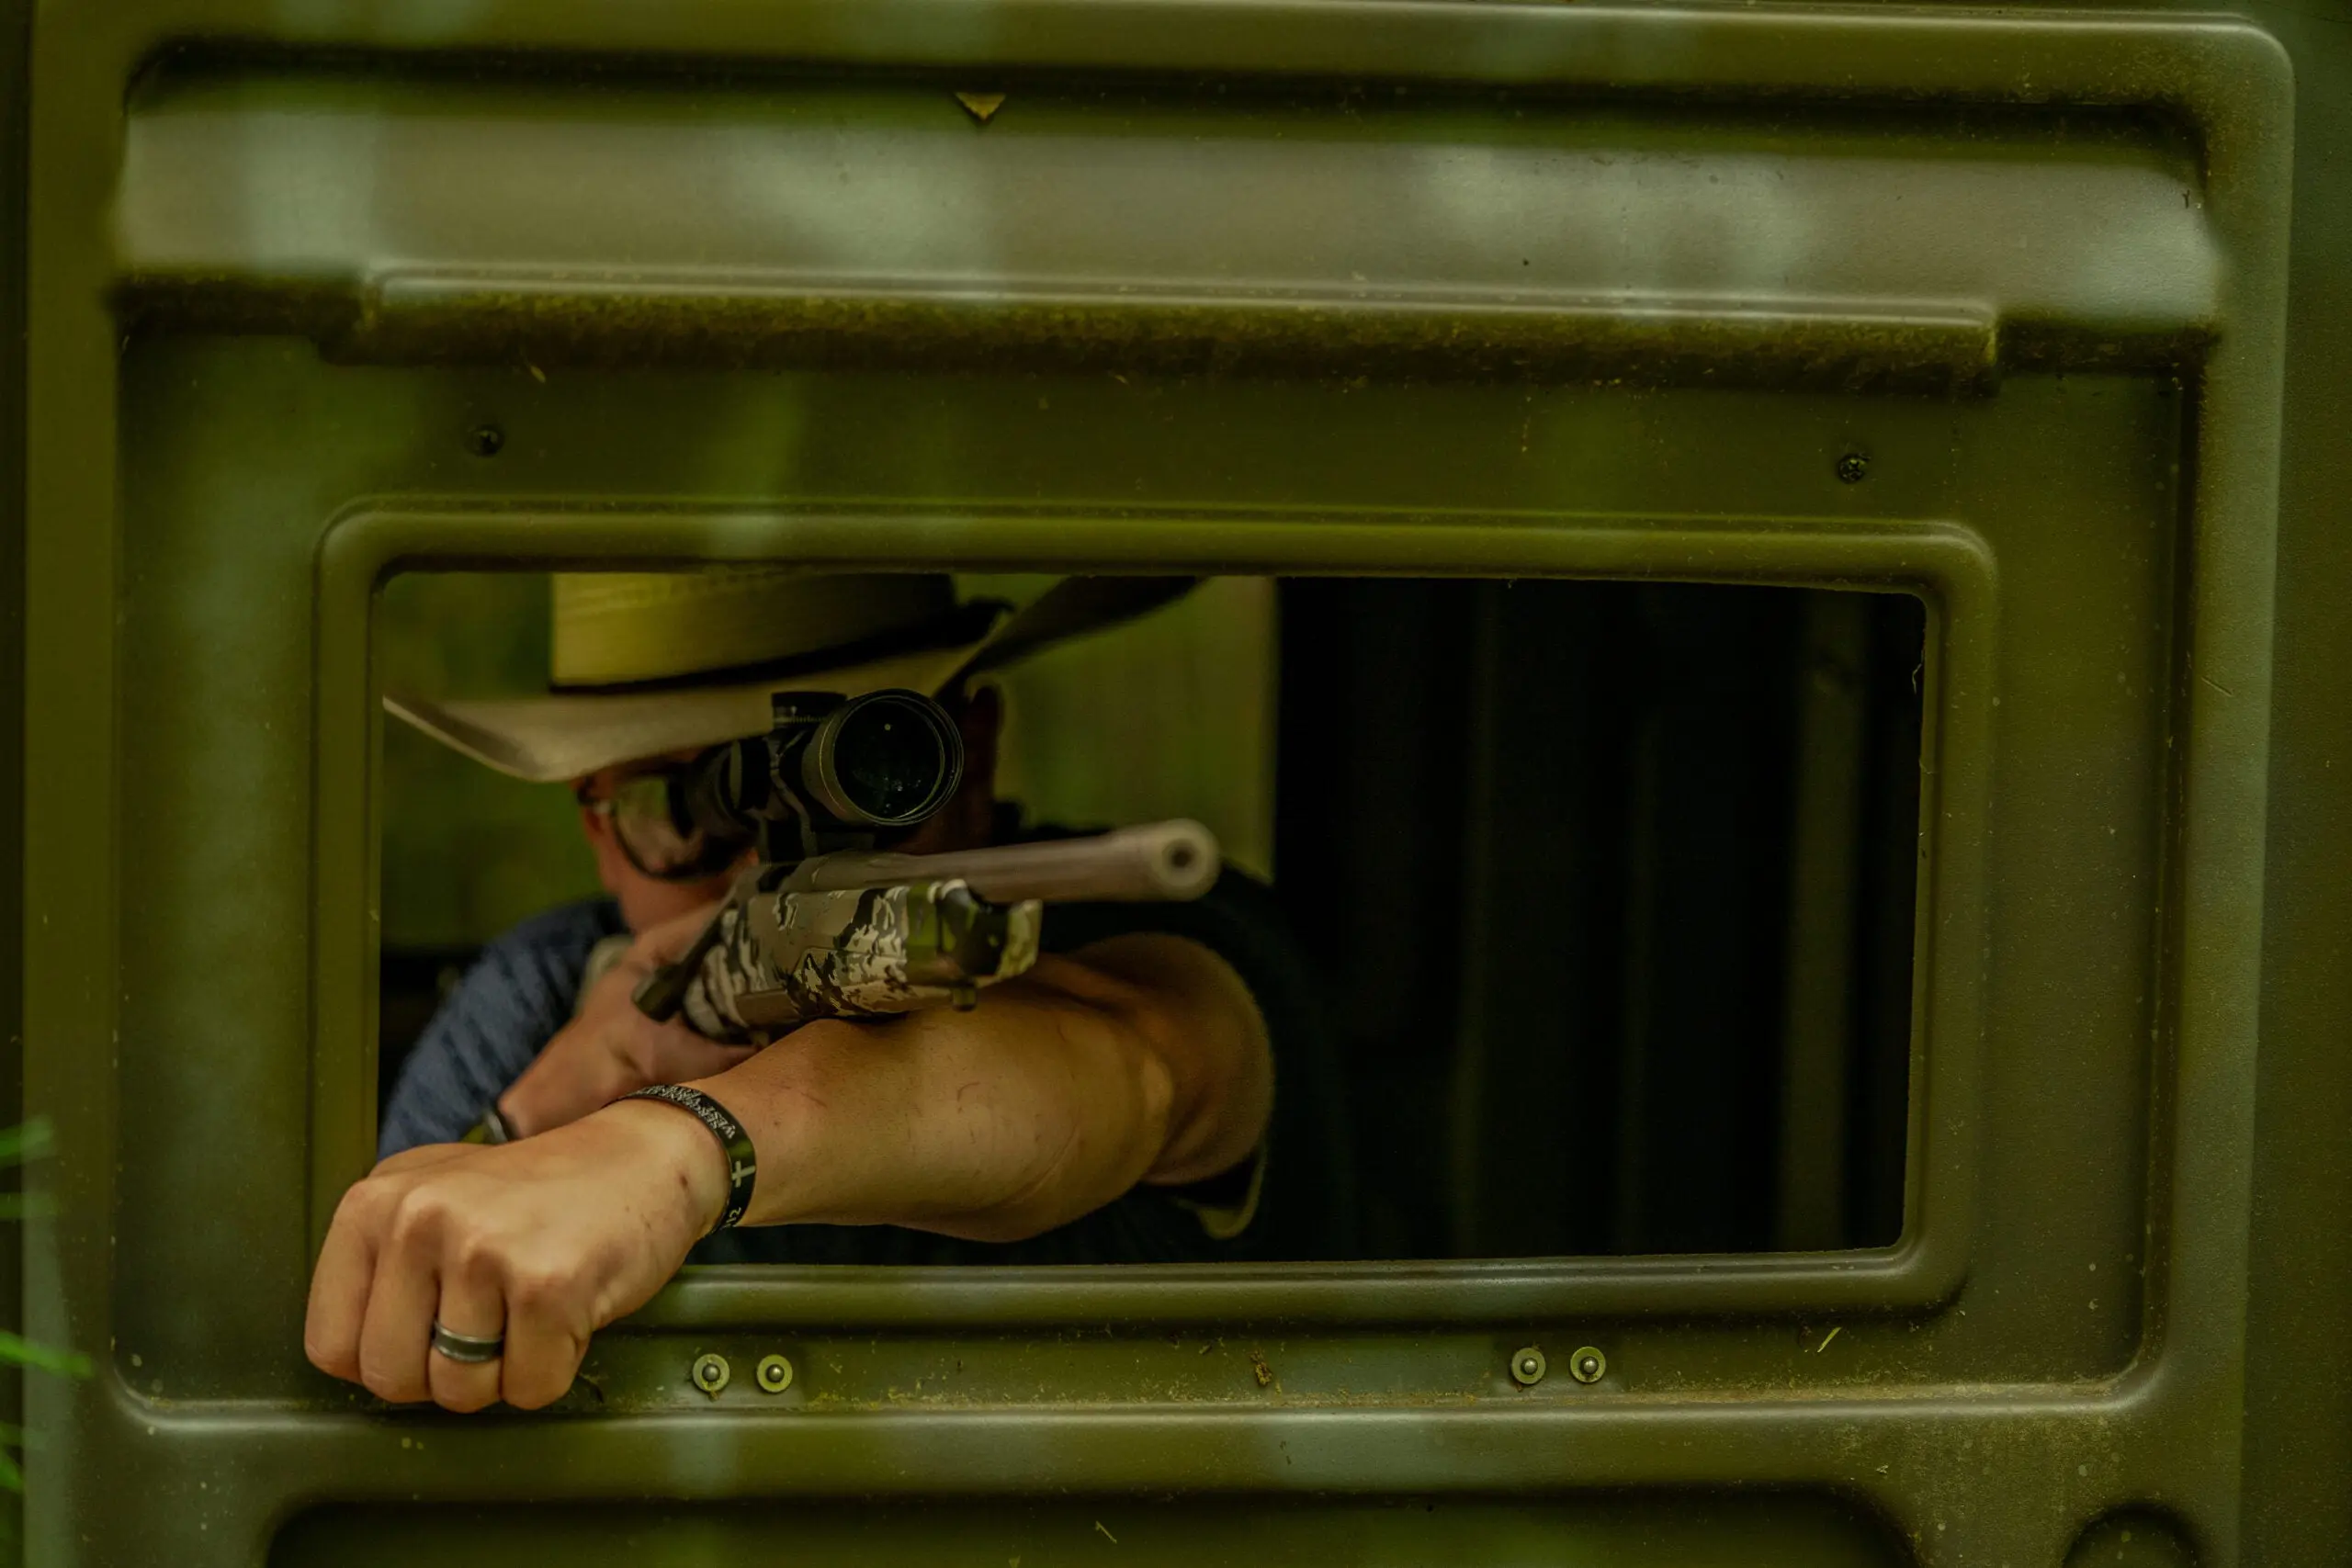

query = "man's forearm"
(679, 954), (1182, 1242)
(305, 935), (1272, 1411)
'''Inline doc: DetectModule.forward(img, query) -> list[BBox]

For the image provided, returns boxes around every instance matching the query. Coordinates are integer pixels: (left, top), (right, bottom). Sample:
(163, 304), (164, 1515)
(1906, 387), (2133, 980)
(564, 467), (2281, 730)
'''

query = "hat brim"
(384, 576), (1194, 784)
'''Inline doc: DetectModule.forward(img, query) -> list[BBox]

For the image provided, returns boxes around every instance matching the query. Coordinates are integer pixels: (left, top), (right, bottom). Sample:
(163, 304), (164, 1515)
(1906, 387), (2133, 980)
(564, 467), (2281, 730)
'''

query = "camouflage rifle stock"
(637, 819), (1221, 1043)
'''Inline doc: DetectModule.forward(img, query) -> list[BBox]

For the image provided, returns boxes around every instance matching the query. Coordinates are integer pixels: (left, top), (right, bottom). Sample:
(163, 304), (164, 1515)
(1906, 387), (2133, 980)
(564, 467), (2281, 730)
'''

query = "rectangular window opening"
(375, 571), (1926, 1261)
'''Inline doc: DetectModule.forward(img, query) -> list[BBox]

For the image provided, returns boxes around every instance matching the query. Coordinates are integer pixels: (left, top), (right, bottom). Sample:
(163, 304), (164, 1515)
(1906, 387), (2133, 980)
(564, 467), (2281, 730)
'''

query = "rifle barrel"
(789, 819), (1220, 904)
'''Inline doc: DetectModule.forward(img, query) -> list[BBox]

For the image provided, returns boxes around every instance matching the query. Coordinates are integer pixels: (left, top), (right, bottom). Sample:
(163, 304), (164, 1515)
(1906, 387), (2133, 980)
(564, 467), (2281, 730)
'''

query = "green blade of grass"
(0, 1332), (88, 1379)
(0, 1121), (51, 1170)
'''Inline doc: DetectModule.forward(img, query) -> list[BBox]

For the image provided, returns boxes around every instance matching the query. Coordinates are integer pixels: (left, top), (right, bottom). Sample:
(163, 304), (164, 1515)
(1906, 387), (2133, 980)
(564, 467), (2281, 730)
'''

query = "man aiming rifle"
(305, 569), (1319, 1414)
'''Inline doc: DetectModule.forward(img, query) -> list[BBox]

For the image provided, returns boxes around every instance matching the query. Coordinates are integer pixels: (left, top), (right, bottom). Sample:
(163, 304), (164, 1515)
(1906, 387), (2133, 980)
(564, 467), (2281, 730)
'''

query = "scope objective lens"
(802, 689), (963, 828)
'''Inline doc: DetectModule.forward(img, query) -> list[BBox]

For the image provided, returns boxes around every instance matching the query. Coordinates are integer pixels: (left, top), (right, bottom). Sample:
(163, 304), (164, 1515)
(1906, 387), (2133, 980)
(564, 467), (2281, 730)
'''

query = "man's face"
(572, 750), (749, 933)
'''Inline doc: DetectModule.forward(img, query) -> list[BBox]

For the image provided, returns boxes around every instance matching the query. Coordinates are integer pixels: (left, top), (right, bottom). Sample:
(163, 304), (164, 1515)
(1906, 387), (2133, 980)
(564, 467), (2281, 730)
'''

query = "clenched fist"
(304, 1100), (726, 1411)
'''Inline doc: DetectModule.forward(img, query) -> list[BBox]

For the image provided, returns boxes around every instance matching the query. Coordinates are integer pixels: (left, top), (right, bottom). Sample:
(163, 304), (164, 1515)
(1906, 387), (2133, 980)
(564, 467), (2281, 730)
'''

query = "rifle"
(627, 688), (1220, 1043)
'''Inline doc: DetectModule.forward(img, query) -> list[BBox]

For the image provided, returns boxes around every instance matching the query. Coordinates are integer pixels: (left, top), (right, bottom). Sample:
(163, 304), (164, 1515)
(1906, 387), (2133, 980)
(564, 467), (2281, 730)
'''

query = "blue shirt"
(379, 898), (628, 1158)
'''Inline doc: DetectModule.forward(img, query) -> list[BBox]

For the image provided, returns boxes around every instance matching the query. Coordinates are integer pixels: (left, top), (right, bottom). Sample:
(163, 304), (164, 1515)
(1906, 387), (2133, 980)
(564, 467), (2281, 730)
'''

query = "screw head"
(465, 423), (505, 457)
(691, 1352), (731, 1396)
(1569, 1346), (1607, 1384)
(1835, 452), (1870, 484)
(1510, 1346), (1547, 1386)
(755, 1353), (795, 1393)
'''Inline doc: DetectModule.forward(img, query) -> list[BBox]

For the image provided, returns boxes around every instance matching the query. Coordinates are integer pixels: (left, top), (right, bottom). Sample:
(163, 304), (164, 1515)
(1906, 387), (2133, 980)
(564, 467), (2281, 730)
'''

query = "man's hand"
(496, 906), (754, 1138)
(304, 1101), (727, 1411)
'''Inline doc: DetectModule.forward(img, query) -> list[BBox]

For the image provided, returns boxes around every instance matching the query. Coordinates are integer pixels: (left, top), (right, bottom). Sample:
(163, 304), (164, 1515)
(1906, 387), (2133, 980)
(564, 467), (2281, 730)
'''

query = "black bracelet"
(621, 1085), (756, 1233)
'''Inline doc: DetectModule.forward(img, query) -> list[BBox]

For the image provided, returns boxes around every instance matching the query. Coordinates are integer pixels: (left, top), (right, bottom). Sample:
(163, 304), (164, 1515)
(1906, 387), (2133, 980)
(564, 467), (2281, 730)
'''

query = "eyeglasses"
(574, 760), (752, 883)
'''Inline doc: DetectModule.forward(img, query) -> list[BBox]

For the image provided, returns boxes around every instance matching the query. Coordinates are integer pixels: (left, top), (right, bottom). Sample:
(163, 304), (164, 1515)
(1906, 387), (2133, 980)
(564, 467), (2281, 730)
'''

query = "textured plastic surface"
(5, 2), (2339, 1566)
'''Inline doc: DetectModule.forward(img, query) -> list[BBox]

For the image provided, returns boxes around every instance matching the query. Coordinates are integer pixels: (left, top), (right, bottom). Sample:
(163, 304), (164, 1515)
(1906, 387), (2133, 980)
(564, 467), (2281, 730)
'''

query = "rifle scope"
(697, 687), (966, 841)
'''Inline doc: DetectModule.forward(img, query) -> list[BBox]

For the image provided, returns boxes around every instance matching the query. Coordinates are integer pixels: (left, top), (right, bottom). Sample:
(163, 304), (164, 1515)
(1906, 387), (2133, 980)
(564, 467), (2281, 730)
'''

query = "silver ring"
(430, 1321), (504, 1364)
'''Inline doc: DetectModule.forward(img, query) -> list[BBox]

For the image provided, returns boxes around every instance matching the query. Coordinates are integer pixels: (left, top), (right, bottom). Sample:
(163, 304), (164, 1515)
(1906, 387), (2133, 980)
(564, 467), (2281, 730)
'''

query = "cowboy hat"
(385, 570), (1193, 784)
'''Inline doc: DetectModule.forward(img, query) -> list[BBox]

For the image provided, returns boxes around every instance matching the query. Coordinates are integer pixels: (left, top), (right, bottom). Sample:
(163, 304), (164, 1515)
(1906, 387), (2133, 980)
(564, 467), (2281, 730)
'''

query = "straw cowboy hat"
(386, 570), (1193, 784)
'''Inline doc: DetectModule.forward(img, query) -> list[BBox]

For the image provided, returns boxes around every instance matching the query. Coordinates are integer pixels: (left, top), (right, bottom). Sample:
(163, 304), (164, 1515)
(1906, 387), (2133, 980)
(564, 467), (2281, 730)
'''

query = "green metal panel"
(0, 0), (24, 1557)
(11, 3), (2339, 1566)
(270, 1495), (1904, 1567)
(2235, 4), (2352, 1562)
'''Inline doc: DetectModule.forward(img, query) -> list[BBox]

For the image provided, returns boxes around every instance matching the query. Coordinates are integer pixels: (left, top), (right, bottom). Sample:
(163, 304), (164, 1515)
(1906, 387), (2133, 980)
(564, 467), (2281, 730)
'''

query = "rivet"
(755, 1353), (794, 1393)
(691, 1352), (731, 1396)
(465, 423), (506, 457)
(1835, 452), (1870, 484)
(1510, 1346), (1546, 1386)
(1569, 1346), (1607, 1384)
